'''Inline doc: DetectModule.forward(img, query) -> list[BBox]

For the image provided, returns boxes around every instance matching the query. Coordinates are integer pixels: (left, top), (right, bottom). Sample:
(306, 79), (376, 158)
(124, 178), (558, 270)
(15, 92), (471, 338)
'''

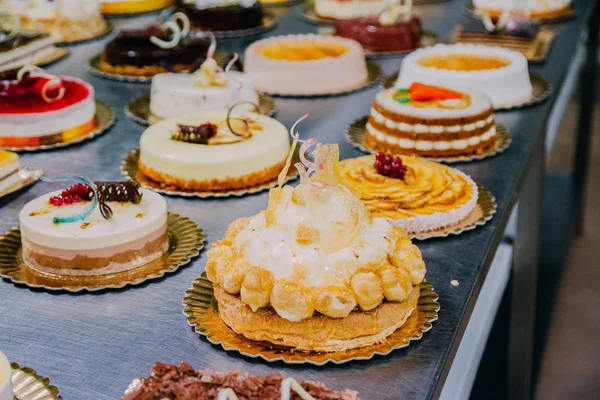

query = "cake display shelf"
(383, 72), (552, 111)
(10, 362), (61, 400)
(121, 148), (299, 198)
(0, 213), (205, 292)
(125, 94), (278, 126)
(183, 273), (439, 365)
(0, 168), (43, 199)
(346, 117), (513, 163)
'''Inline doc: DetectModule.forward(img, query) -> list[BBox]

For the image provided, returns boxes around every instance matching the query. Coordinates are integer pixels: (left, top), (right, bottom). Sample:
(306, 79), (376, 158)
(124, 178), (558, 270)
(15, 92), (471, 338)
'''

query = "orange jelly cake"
(244, 34), (368, 95)
(365, 83), (496, 157)
(396, 43), (532, 108)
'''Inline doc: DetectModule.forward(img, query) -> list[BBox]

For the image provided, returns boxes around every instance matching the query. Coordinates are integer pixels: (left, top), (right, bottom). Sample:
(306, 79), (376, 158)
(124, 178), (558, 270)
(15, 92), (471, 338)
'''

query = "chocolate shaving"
(172, 123), (218, 144)
(95, 181), (143, 220)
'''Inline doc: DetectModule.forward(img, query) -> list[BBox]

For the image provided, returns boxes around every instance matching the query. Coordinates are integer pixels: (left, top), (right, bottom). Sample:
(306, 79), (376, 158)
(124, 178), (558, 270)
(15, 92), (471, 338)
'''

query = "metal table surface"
(0, 1), (595, 399)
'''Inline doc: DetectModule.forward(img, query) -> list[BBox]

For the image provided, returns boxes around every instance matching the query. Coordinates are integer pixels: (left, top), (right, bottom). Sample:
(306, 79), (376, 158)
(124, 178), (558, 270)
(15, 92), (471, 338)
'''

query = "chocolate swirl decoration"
(226, 100), (260, 137)
(96, 181), (143, 220)
(338, 155), (474, 219)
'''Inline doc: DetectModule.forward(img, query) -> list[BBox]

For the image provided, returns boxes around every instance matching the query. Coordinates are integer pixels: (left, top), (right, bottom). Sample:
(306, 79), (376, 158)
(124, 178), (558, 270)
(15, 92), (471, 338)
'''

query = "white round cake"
(472, 0), (571, 18)
(19, 187), (168, 276)
(138, 110), (291, 191)
(149, 71), (259, 120)
(315, 0), (388, 19)
(244, 34), (368, 96)
(395, 44), (532, 108)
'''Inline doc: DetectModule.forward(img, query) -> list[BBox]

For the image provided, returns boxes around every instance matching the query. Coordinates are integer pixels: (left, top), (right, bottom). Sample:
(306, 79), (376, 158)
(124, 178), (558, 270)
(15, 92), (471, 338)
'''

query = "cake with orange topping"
(473, 0), (571, 19)
(100, 0), (174, 15)
(396, 43), (532, 108)
(244, 34), (368, 95)
(364, 83), (496, 157)
(206, 137), (426, 352)
(339, 154), (478, 234)
(0, 67), (97, 149)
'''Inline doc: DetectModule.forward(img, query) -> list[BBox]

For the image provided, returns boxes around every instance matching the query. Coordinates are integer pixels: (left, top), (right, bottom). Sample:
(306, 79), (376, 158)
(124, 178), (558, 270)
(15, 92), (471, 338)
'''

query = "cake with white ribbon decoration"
(138, 110), (290, 192)
(244, 34), (368, 96)
(473, 0), (571, 19)
(365, 83), (497, 157)
(339, 154), (479, 234)
(206, 134), (426, 352)
(19, 181), (168, 276)
(395, 43), (532, 108)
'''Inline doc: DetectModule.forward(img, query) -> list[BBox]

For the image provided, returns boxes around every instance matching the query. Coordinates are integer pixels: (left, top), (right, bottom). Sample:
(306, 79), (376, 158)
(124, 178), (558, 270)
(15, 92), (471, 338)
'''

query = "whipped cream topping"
(206, 144), (426, 322)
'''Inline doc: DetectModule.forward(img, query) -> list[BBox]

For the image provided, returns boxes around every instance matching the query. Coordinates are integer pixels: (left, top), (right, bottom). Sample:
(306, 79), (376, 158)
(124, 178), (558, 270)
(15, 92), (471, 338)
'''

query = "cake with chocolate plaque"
(174, 0), (264, 32)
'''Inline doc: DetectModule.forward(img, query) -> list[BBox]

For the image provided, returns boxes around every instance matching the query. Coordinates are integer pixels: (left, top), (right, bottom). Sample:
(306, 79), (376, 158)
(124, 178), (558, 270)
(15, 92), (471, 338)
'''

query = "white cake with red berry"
(0, 67), (97, 149)
(315, 0), (389, 19)
(19, 180), (169, 276)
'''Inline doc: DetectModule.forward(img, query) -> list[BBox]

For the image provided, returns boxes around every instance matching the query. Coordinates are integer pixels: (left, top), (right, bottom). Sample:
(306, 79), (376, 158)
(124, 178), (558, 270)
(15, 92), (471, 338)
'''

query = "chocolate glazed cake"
(123, 362), (360, 400)
(101, 27), (210, 76)
(175, 0), (263, 32)
(335, 16), (422, 53)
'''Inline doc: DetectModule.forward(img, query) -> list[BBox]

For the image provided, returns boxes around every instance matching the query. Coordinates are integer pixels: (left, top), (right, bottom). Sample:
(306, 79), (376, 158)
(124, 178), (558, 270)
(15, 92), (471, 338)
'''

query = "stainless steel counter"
(0, 1), (596, 399)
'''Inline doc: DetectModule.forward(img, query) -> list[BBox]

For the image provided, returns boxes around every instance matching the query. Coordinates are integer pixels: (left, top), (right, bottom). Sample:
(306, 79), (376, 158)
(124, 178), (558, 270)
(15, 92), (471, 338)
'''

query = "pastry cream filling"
(258, 42), (349, 60)
(367, 123), (496, 150)
(370, 109), (494, 133)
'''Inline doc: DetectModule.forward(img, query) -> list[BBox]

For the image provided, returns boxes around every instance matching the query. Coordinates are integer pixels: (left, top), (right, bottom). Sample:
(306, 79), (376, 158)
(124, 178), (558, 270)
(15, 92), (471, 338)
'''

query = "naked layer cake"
(20, 181), (168, 276)
(365, 83), (496, 157)
(244, 34), (368, 95)
(340, 154), (479, 234)
(395, 43), (532, 108)
(123, 362), (359, 399)
(0, 67), (97, 149)
(100, 0), (174, 14)
(175, 0), (264, 32)
(138, 110), (290, 191)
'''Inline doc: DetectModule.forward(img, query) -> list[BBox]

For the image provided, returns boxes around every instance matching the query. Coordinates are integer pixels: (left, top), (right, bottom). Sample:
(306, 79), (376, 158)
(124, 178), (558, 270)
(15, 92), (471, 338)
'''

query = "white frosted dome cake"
(365, 83), (496, 157)
(150, 60), (259, 120)
(395, 44), (532, 108)
(138, 110), (290, 192)
(244, 34), (368, 96)
(19, 182), (168, 276)
(473, 0), (571, 19)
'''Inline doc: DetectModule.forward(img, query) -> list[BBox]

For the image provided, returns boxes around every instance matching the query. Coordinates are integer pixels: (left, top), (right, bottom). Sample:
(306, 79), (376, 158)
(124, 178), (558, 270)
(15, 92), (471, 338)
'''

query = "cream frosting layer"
(315, 0), (387, 19)
(244, 34), (368, 95)
(149, 71), (259, 120)
(139, 110), (290, 182)
(396, 44), (532, 108)
(19, 188), (167, 251)
(367, 122), (496, 151)
(0, 78), (96, 137)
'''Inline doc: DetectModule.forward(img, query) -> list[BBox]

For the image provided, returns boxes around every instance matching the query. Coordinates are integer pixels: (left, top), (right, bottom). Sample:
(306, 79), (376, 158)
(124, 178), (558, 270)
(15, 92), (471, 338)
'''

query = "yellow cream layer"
(417, 53), (511, 71)
(258, 42), (349, 61)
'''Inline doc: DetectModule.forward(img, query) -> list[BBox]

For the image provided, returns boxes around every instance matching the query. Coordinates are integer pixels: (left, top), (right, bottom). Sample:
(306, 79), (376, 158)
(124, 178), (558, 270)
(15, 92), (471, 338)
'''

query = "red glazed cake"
(0, 69), (97, 149)
(335, 16), (422, 53)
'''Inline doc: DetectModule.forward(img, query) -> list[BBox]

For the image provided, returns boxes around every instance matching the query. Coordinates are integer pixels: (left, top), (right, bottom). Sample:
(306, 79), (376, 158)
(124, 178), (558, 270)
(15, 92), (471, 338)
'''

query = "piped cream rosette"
(206, 133), (426, 352)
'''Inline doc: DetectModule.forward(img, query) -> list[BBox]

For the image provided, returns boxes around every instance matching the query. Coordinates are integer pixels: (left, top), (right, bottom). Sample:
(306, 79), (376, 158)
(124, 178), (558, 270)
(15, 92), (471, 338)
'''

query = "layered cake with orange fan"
(340, 153), (479, 234)
(365, 83), (496, 157)
(205, 131), (426, 352)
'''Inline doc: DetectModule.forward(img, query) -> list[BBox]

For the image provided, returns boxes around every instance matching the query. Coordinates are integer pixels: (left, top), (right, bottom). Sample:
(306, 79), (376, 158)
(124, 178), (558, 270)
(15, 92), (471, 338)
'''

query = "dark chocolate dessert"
(123, 362), (359, 400)
(101, 26), (210, 77)
(335, 16), (422, 53)
(460, 16), (539, 39)
(175, 0), (264, 32)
